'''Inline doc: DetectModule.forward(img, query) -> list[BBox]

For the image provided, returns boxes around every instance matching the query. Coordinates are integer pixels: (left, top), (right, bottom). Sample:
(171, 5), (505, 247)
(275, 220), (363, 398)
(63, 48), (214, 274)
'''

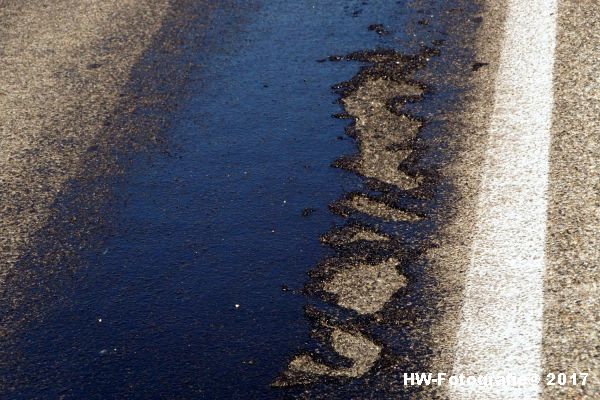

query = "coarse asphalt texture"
(1, 0), (599, 399)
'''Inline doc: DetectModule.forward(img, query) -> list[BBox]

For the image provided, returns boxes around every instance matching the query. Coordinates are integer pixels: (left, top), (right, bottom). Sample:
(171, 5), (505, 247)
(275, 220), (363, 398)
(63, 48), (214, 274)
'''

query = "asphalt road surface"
(0, 0), (599, 399)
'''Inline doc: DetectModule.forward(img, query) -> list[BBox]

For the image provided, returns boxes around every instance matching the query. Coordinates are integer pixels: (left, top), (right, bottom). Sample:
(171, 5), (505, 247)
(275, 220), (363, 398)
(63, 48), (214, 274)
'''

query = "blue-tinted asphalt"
(2, 1), (427, 398)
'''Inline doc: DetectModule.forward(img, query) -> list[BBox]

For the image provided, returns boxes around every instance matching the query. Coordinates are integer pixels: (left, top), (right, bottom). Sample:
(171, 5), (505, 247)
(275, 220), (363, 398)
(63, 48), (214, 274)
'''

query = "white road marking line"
(449, 0), (558, 399)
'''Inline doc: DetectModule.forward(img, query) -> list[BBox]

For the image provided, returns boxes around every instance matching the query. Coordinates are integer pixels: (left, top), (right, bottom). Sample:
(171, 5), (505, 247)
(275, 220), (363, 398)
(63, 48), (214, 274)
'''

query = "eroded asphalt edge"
(271, 0), (500, 398)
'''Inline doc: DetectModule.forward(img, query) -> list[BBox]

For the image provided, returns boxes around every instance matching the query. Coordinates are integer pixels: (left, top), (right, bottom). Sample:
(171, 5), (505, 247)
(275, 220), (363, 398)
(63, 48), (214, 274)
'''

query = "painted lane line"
(449, 0), (558, 399)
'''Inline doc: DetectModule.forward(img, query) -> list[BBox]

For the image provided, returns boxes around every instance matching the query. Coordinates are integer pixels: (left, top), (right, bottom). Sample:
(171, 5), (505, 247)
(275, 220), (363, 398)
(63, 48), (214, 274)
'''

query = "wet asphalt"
(0, 0), (468, 398)
(2, 0), (599, 399)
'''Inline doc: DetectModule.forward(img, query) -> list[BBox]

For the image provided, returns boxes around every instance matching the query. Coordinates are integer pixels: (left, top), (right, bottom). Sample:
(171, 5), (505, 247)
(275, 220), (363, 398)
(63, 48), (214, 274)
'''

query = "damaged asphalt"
(2, 0), (599, 399)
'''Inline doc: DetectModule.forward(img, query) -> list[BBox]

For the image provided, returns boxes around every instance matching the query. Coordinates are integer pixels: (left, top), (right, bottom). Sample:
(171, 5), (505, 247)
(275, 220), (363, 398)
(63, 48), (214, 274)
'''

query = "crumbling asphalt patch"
(274, 43), (442, 391)
(271, 0), (486, 395)
(273, 1), (486, 394)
